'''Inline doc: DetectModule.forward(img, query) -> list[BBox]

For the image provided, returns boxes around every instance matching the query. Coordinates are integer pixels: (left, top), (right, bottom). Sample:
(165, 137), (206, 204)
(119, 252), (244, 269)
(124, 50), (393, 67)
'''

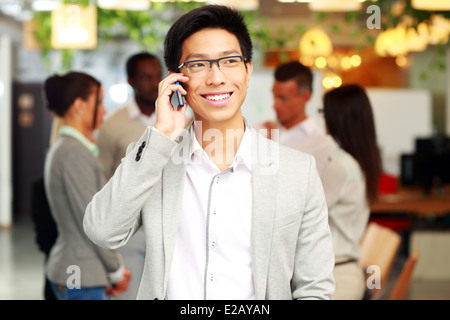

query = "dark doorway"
(12, 82), (53, 218)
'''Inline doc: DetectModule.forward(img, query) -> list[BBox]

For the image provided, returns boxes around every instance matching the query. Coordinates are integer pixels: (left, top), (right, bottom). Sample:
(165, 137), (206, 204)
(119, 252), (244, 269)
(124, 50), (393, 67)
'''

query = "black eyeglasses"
(178, 55), (246, 76)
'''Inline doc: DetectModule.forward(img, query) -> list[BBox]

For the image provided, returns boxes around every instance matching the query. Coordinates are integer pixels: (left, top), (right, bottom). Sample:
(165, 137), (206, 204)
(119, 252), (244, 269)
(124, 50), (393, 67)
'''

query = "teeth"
(205, 93), (230, 101)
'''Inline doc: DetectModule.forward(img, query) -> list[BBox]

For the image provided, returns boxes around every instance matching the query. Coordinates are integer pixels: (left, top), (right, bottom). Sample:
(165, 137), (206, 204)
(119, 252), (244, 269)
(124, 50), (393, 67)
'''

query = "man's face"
(179, 28), (253, 127)
(129, 58), (162, 105)
(272, 79), (309, 129)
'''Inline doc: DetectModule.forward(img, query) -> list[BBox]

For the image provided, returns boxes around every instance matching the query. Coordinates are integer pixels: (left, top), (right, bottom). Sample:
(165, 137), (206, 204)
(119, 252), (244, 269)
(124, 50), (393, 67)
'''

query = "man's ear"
(244, 61), (253, 88)
(302, 91), (312, 103)
(127, 78), (134, 87)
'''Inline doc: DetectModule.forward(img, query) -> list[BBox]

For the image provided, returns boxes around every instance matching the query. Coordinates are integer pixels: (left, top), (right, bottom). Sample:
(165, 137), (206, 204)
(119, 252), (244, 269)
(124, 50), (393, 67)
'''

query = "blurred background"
(0, 0), (450, 300)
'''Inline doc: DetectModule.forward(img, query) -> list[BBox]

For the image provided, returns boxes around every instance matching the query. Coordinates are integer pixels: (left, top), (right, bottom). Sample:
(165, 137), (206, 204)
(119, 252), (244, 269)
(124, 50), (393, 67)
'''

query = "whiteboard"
(367, 88), (433, 175)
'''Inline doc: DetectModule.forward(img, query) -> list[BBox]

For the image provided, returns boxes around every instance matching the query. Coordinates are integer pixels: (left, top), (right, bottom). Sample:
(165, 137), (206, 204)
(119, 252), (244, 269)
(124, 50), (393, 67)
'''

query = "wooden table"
(371, 186), (450, 218)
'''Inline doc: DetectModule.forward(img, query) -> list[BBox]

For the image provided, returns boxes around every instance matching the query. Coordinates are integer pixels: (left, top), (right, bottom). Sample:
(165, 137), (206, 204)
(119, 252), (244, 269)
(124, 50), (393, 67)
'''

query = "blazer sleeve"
(83, 127), (178, 250)
(291, 155), (336, 300)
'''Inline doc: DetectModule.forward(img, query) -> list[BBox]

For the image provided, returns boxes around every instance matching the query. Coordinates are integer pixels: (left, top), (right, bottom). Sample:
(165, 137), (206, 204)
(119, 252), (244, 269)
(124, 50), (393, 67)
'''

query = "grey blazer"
(44, 135), (123, 287)
(84, 124), (335, 299)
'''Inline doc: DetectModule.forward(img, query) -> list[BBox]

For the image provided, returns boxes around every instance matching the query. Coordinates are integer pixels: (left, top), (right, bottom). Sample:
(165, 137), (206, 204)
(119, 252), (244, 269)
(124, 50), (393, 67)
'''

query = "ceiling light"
(412, 0), (450, 11)
(309, 0), (362, 12)
(97, 0), (151, 11)
(207, 0), (259, 10)
(51, 4), (97, 49)
(299, 28), (333, 57)
(32, 0), (58, 11)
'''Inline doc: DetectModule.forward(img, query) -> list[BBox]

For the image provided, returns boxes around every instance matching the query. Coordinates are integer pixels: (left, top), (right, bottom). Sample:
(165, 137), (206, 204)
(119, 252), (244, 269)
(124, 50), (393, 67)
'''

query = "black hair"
(164, 4), (253, 72)
(43, 71), (100, 118)
(274, 61), (313, 94)
(324, 84), (383, 204)
(126, 52), (160, 79)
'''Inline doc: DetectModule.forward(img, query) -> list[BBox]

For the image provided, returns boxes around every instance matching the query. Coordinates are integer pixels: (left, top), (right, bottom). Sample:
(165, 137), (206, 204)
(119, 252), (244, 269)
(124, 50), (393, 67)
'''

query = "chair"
(389, 250), (419, 300)
(359, 222), (402, 299)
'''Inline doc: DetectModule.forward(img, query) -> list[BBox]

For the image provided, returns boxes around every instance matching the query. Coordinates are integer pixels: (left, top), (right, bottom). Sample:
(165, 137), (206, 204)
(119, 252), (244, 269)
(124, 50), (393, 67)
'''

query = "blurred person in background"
(97, 52), (163, 180)
(262, 62), (382, 299)
(31, 117), (62, 300)
(96, 52), (162, 300)
(255, 61), (333, 175)
(43, 71), (130, 300)
(320, 84), (383, 299)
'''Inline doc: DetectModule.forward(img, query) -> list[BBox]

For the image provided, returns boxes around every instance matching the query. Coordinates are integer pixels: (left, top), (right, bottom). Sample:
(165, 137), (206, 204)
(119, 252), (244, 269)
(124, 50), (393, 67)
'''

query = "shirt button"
(210, 274), (214, 281)
(211, 241), (215, 248)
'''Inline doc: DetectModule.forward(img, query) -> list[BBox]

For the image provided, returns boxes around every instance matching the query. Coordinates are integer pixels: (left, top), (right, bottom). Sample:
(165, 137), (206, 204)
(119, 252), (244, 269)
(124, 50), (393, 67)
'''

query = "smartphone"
(174, 81), (185, 108)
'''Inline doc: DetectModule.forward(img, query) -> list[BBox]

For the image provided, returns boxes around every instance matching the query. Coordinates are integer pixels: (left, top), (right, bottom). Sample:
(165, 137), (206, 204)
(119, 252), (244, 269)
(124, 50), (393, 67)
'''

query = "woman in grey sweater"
(42, 71), (130, 300)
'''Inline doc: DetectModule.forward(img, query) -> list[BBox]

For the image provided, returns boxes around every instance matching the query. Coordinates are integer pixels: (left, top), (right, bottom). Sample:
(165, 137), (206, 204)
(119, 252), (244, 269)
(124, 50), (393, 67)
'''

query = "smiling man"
(83, 4), (335, 300)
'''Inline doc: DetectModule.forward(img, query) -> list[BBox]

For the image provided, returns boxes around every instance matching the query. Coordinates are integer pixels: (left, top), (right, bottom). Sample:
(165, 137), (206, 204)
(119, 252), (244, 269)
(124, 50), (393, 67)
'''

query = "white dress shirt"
(167, 123), (255, 300)
(127, 97), (156, 127)
(320, 145), (369, 261)
(254, 118), (335, 175)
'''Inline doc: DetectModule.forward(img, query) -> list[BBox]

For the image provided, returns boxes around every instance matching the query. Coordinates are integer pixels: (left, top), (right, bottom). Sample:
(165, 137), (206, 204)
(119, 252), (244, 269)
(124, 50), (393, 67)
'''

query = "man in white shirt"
(84, 4), (335, 300)
(256, 61), (335, 175)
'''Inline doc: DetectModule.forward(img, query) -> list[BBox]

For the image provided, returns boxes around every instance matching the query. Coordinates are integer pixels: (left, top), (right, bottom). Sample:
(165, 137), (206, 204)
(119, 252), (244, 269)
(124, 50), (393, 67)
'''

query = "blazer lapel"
(250, 128), (277, 299)
(162, 128), (191, 287)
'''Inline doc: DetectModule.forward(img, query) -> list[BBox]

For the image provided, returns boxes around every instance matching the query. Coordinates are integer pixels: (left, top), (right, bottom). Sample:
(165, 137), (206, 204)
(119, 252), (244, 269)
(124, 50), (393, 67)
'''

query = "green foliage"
(29, 0), (450, 75)
(32, 11), (51, 62)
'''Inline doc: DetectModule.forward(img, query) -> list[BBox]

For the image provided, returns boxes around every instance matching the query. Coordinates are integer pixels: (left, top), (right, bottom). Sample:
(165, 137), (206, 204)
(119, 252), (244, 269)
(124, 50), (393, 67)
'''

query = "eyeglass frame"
(177, 55), (247, 75)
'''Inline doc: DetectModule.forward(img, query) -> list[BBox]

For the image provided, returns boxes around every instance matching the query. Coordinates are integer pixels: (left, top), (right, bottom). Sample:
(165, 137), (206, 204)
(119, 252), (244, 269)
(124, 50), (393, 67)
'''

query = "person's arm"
(84, 73), (189, 249)
(30, 177), (57, 256)
(83, 127), (178, 249)
(291, 155), (336, 300)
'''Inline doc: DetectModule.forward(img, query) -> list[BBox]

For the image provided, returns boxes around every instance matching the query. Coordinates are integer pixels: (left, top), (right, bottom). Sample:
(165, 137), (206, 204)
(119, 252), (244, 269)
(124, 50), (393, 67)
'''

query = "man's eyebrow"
(183, 50), (241, 61)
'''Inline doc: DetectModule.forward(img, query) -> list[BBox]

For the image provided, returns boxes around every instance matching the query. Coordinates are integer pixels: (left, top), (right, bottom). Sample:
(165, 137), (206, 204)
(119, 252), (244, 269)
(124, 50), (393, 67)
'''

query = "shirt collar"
(188, 121), (252, 172)
(59, 125), (99, 157)
(127, 97), (156, 126)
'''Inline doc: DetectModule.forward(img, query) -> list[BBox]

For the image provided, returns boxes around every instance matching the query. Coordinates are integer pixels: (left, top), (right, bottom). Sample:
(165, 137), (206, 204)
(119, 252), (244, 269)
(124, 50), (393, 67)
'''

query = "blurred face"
(129, 58), (162, 105)
(179, 28), (253, 128)
(272, 79), (309, 129)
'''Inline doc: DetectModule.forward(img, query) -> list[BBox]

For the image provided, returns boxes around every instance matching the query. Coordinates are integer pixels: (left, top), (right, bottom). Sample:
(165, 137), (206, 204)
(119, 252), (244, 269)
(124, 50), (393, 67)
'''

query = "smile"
(203, 93), (231, 101)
